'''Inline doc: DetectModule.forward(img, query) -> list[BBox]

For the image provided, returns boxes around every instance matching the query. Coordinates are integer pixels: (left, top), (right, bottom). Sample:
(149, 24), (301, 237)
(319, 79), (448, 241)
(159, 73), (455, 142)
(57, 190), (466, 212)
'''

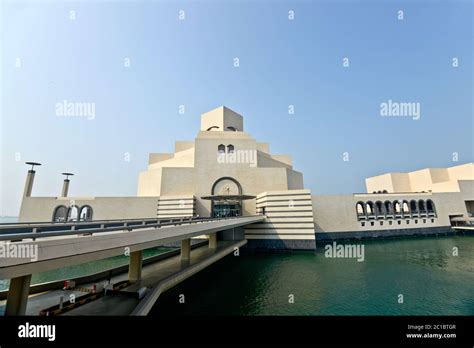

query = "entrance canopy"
(201, 194), (256, 201)
(202, 194), (256, 218)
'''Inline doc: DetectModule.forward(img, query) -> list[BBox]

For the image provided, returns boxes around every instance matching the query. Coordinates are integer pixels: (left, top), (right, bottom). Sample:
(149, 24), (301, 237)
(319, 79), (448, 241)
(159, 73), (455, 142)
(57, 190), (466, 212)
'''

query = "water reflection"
(152, 236), (474, 316)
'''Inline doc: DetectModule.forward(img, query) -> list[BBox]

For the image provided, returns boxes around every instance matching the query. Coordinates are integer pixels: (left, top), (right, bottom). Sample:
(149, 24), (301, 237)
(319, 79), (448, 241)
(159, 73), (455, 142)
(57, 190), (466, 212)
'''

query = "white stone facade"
(18, 106), (474, 249)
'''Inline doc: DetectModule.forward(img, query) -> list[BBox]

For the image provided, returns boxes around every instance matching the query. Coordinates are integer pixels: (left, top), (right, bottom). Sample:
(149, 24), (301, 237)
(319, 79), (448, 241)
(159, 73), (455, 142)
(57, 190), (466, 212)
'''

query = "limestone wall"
(245, 189), (315, 246)
(312, 186), (472, 234)
(19, 196), (160, 222)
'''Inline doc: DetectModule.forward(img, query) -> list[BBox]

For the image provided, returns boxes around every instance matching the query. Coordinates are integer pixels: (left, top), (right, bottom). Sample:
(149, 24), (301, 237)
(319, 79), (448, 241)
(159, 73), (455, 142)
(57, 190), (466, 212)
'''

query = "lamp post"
(61, 172), (74, 197)
(23, 162), (41, 197)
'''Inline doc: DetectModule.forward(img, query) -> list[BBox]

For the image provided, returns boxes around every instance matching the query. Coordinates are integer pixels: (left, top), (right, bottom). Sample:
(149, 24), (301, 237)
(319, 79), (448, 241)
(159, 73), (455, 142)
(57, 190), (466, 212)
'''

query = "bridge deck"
(0, 216), (264, 280)
(0, 240), (244, 316)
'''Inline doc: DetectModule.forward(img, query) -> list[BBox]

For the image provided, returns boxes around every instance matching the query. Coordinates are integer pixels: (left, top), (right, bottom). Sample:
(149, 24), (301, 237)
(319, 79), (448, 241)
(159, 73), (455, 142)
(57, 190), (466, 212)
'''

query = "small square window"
(431, 219), (434, 223)
(389, 221), (393, 225)
(361, 222), (365, 227)
(370, 222), (374, 226)
(415, 220), (418, 224)
(398, 221), (401, 225)
(423, 219), (426, 223)
(406, 220), (410, 224)
(380, 221), (383, 226)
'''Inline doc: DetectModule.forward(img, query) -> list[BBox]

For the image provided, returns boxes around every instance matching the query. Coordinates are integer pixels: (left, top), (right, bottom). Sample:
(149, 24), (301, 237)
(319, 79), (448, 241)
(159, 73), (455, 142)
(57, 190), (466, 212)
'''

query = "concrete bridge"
(0, 215), (265, 315)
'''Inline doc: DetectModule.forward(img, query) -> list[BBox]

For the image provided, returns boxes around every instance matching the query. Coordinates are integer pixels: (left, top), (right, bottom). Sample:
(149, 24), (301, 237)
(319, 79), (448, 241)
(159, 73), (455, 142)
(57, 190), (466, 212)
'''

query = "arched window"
(394, 201), (401, 214)
(227, 144), (235, 153)
(218, 144), (226, 153)
(402, 201), (410, 213)
(356, 202), (365, 216)
(79, 205), (93, 221)
(427, 200), (436, 215)
(375, 201), (384, 215)
(382, 190), (388, 193)
(410, 200), (418, 214)
(67, 205), (80, 222)
(207, 126), (219, 131)
(366, 202), (374, 215)
(418, 200), (426, 214)
(226, 126), (237, 131)
(384, 201), (393, 215)
(52, 205), (68, 222)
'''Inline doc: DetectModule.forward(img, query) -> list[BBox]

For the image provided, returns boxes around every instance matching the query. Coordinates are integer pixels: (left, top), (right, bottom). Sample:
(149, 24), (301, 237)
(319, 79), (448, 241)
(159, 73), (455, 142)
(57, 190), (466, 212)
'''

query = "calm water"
(151, 235), (474, 316)
(1, 216), (473, 315)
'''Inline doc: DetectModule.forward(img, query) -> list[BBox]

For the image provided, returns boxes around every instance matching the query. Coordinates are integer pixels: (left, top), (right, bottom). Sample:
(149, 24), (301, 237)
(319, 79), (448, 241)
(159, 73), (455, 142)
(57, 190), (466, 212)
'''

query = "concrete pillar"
(61, 179), (70, 197)
(209, 233), (217, 249)
(5, 274), (32, 316)
(128, 250), (143, 282)
(181, 238), (191, 260)
(23, 170), (35, 198)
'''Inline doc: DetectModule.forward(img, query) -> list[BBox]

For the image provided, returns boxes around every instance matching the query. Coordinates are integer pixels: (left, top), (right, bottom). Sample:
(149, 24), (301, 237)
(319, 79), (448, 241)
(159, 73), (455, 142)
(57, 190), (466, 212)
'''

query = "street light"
(23, 162), (42, 197)
(61, 173), (74, 197)
(25, 162), (42, 171)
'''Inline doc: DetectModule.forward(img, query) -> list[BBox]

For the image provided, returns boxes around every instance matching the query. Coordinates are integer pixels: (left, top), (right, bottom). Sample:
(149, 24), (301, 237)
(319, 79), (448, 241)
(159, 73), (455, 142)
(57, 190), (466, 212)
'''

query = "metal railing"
(0, 217), (171, 228)
(0, 216), (257, 242)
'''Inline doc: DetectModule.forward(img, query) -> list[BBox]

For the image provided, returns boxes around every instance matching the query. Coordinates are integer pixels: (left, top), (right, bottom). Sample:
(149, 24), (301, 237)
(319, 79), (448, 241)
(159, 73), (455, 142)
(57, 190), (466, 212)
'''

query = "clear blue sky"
(1, 0), (472, 216)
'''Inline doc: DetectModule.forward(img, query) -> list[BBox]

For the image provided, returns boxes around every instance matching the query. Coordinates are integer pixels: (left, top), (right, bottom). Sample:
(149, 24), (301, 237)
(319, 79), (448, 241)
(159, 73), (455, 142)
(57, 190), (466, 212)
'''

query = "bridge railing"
(0, 216), (218, 233)
(0, 217), (182, 230)
(0, 216), (255, 242)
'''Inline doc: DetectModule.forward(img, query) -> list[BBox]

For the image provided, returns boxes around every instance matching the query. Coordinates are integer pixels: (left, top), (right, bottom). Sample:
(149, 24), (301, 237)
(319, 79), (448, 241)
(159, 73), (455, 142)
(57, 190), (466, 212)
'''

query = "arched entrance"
(202, 177), (255, 218)
(52, 205), (68, 222)
(79, 205), (93, 221)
